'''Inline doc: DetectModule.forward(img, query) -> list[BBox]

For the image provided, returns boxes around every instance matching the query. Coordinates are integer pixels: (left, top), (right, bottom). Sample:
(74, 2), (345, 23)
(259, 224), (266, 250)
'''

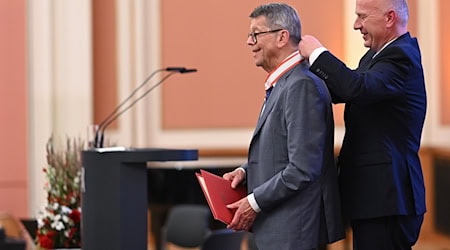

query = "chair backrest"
(162, 204), (211, 248)
(200, 229), (245, 250)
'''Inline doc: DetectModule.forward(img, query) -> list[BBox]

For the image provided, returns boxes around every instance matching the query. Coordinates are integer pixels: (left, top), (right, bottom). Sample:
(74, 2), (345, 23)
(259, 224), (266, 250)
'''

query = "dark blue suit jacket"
(310, 32), (427, 220)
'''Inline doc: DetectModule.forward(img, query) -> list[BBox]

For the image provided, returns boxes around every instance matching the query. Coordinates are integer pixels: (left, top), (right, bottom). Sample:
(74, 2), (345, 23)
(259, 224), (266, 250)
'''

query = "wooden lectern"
(81, 148), (198, 250)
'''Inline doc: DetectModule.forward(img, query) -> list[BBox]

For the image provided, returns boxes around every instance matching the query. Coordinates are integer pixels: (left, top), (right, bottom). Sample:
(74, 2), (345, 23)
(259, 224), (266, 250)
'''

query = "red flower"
(69, 209), (81, 223)
(37, 137), (83, 248)
(38, 233), (55, 249)
(68, 227), (77, 238)
(42, 218), (50, 225)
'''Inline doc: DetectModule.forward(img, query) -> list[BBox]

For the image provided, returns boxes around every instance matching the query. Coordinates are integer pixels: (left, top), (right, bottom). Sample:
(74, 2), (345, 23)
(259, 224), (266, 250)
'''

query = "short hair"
(249, 3), (301, 45)
(387, 0), (409, 25)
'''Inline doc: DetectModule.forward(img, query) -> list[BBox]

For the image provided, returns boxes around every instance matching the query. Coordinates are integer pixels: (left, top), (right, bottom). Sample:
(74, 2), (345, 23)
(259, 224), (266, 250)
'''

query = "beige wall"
(1, 0), (93, 217)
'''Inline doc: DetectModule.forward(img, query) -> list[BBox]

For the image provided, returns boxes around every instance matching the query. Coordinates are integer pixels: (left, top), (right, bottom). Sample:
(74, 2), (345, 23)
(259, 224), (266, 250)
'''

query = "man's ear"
(385, 10), (396, 28)
(277, 30), (290, 48)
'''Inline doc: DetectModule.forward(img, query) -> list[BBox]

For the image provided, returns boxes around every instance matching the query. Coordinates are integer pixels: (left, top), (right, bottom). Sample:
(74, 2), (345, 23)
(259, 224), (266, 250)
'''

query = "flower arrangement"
(35, 137), (84, 249)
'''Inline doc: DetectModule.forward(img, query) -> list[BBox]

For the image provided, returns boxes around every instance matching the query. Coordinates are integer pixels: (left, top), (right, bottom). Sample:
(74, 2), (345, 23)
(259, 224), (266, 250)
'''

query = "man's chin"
(363, 41), (371, 48)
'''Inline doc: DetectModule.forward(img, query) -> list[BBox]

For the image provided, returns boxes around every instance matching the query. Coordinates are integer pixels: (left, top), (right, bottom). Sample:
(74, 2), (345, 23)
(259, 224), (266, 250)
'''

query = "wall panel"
(92, 0), (118, 128)
(0, 0), (28, 217)
(161, 0), (344, 129)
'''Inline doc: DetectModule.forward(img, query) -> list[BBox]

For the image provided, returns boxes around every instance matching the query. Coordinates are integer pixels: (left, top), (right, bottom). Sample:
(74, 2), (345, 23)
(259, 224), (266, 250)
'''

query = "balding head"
(354, 0), (409, 51)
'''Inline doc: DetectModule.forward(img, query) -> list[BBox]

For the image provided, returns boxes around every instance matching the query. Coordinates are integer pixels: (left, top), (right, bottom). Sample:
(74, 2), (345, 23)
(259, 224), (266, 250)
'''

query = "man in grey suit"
(223, 3), (345, 250)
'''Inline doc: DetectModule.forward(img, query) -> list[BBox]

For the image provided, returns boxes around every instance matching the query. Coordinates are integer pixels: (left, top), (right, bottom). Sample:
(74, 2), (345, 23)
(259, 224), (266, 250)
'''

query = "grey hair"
(388, 0), (409, 25)
(249, 3), (301, 45)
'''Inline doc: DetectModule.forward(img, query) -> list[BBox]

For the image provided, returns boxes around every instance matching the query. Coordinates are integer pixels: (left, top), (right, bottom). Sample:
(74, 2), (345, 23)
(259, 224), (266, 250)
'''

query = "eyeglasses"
(248, 29), (283, 44)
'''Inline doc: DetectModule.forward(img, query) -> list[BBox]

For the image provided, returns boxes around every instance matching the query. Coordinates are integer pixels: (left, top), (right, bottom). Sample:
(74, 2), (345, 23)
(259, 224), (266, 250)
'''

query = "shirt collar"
(264, 51), (303, 90)
(372, 36), (399, 59)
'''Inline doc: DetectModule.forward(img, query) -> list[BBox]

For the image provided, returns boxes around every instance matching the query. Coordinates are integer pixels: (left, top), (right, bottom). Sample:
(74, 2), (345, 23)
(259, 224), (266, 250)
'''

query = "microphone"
(180, 68), (197, 73)
(93, 67), (197, 148)
(166, 67), (187, 71)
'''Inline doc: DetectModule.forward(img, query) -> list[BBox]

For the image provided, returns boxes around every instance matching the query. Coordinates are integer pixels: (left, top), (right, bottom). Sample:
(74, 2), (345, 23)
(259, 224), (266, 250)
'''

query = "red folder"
(195, 169), (247, 225)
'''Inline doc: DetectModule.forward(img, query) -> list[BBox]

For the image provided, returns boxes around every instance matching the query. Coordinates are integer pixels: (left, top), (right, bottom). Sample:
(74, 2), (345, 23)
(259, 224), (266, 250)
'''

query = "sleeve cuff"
(248, 193), (261, 213)
(237, 167), (246, 175)
(309, 47), (328, 65)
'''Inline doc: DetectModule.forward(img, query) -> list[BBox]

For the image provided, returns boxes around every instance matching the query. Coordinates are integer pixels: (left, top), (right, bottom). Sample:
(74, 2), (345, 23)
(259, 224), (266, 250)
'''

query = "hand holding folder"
(196, 169), (247, 225)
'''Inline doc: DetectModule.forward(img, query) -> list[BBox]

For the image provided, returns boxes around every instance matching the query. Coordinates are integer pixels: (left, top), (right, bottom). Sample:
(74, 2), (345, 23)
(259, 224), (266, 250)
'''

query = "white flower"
(36, 137), (83, 249)
(54, 214), (61, 222)
(61, 205), (71, 214)
(51, 220), (65, 231)
(52, 202), (59, 210)
(62, 215), (69, 223)
(37, 217), (45, 228)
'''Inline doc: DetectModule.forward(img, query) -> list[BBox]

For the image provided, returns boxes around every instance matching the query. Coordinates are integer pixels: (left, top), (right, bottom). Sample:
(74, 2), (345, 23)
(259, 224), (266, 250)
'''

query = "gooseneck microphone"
(93, 67), (197, 148)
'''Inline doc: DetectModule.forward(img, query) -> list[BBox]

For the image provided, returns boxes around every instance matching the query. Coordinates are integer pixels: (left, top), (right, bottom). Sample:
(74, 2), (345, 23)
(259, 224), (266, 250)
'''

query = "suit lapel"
(252, 73), (287, 138)
(357, 50), (376, 72)
(357, 33), (410, 72)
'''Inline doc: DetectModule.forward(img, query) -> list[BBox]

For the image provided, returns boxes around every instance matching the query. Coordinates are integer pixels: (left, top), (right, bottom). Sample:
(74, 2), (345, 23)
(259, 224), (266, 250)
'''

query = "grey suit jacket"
(243, 62), (344, 249)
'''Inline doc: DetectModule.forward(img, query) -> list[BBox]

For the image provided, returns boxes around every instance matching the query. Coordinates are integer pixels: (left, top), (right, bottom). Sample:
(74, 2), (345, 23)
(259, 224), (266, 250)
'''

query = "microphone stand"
(94, 67), (196, 148)
(96, 68), (166, 135)
(97, 72), (176, 148)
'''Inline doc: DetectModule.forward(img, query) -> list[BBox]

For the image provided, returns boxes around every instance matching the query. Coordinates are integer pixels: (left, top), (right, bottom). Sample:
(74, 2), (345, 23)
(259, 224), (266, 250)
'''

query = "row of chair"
(161, 204), (253, 250)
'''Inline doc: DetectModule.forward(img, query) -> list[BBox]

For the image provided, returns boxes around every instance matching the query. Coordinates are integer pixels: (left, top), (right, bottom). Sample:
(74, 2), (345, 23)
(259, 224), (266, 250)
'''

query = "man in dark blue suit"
(299, 0), (427, 249)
